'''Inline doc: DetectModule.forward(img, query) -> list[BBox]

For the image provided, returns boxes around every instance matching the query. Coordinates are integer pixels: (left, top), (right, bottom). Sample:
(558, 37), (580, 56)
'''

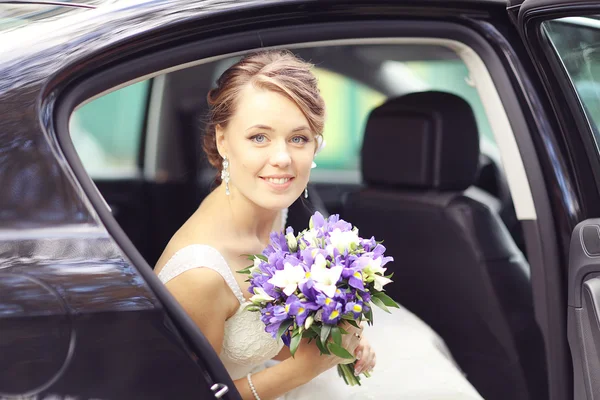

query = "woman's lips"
(261, 176), (294, 190)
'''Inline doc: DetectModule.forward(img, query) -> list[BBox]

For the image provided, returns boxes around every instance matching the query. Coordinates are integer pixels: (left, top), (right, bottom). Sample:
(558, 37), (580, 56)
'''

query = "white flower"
(362, 257), (386, 276)
(329, 228), (360, 253)
(362, 257), (392, 291)
(373, 274), (393, 291)
(268, 263), (306, 296)
(249, 256), (262, 274)
(285, 232), (298, 252)
(325, 244), (336, 258)
(250, 287), (275, 303)
(310, 254), (343, 297)
(304, 315), (315, 330)
(302, 229), (319, 247)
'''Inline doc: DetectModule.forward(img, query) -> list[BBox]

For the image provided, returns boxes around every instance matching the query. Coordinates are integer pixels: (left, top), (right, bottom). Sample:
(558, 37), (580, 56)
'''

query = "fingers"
(353, 341), (376, 376)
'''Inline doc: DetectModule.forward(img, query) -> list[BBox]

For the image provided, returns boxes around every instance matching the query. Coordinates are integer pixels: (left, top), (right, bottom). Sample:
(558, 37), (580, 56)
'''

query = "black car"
(1, 0), (599, 399)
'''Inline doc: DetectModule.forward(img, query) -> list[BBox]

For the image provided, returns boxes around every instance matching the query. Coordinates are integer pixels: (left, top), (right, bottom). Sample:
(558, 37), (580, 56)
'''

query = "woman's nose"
(270, 145), (292, 168)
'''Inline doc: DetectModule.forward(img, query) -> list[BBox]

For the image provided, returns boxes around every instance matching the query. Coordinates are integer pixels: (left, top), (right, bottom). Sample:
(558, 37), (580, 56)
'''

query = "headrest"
(361, 91), (480, 191)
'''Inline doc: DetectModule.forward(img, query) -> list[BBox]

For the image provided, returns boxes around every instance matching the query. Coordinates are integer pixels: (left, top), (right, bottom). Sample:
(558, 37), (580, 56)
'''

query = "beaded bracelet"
(246, 373), (261, 400)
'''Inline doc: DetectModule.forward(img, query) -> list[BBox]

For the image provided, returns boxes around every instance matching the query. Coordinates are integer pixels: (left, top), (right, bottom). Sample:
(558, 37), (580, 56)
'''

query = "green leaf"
(256, 254), (268, 262)
(236, 265), (253, 275)
(331, 327), (342, 346)
(316, 338), (330, 355)
(290, 332), (302, 357)
(277, 319), (294, 340)
(341, 315), (360, 329)
(371, 296), (391, 313)
(365, 307), (374, 325)
(302, 330), (317, 339)
(327, 342), (354, 359)
(244, 305), (261, 312)
(320, 324), (332, 345)
(372, 291), (400, 308)
(338, 326), (348, 335)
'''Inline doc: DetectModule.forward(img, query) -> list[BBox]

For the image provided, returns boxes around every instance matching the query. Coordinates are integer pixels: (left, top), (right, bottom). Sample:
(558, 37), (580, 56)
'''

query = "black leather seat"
(343, 92), (547, 400)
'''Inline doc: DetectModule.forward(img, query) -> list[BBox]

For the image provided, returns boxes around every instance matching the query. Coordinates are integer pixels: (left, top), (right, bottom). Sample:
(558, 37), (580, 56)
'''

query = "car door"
(514, 1), (600, 399)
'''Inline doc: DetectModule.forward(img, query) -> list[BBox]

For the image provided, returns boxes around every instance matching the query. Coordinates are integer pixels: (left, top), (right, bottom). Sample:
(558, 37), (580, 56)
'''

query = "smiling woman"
(153, 49), (484, 400)
(205, 50), (324, 211)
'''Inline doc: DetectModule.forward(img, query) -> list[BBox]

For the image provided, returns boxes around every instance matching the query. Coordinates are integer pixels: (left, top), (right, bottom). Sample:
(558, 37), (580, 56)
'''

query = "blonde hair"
(203, 50), (325, 183)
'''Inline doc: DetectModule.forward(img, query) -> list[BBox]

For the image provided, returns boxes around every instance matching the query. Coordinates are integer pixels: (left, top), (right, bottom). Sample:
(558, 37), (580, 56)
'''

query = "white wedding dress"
(157, 215), (484, 399)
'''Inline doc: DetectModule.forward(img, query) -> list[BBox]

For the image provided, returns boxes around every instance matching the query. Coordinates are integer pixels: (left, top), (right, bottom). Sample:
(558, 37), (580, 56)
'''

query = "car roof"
(0, 0), (510, 97)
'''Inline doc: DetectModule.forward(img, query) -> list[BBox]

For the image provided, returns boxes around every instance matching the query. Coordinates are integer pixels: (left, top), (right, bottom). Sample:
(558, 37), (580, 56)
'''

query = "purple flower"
(311, 211), (326, 229)
(286, 295), (316, 326)
(270, 231), (289, 253)
(249, 274), (279, 299)
(299, 278), (319, 301)
(322, 302), (343, 325)
(345, 301), (364, 319)
(261, 304), (290, 341)
(348, 270), (365, 290)
(268, 251), (286, 271)
(361, 237), (377, 252)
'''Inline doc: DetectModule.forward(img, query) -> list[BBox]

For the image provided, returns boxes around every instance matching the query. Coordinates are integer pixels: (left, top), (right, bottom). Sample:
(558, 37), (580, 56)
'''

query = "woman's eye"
(251, 134), (267, 143)
(291, 136), (308, 144)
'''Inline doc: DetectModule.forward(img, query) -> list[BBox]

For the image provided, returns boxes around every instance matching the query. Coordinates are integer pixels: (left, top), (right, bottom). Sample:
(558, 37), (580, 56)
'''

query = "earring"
(221, 156), (230, 196)
(304, 187), (308, 199)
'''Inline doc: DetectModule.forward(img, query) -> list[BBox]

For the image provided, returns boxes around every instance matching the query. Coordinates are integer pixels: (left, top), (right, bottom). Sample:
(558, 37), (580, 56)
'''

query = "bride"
(154, 50), (483, 400)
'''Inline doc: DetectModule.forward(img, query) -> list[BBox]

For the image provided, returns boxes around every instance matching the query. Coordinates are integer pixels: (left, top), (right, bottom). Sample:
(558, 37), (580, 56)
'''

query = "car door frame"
(515, 1), (600, 399)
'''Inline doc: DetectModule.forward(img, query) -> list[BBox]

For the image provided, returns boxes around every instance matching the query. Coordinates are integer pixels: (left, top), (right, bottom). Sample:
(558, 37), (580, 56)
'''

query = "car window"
(312, 59), (496, 179)
(69, 80), (150, 179)
(543, 16), (600, 146)
(313, 68), (386, 171)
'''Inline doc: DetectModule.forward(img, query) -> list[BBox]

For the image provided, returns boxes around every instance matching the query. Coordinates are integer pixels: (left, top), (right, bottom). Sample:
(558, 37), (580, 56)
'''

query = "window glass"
(70, 81), (150, 179)
(399, 60), (495, 145)
(313, 68), (386, 171)
(313, 59), (495, 174)
(543, 17), (600, 145)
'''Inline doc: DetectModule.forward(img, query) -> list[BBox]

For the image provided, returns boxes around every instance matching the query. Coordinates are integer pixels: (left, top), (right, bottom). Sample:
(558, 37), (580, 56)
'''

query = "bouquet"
(238, 212), (399, 386)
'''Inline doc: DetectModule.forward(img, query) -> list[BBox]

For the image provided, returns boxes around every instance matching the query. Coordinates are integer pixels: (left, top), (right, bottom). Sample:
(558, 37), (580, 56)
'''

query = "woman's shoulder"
(155, 240), (231, 282)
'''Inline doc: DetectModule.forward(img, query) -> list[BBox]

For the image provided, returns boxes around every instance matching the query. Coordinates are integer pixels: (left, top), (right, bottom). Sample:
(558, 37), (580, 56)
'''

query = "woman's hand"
(293, 321), (364, 378)
(353, 335), (376, 376)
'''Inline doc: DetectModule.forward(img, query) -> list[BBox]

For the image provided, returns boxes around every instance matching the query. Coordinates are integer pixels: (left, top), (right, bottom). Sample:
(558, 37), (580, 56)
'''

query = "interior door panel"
(569, 220), (600, 400)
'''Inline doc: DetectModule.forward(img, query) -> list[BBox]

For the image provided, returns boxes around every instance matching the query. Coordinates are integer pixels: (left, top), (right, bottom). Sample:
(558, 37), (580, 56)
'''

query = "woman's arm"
(166, 268), (328, 400)
(272, 345), (292, 361)
(232, 354), (316, 400)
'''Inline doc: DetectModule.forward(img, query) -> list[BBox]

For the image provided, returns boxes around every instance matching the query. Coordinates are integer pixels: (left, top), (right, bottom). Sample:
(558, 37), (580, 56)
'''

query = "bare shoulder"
(166, 266), (237, 319)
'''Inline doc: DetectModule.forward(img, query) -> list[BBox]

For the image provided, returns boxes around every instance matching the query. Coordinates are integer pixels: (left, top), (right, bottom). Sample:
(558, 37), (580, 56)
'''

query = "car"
(1, 0), (599, 399)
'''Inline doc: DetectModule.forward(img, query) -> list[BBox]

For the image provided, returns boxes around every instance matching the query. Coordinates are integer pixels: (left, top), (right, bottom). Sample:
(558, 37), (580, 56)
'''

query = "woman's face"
(217, 84), (317, 211)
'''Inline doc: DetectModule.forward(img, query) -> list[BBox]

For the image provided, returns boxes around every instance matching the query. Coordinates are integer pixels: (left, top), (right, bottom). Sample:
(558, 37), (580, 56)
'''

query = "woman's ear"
(216, 124), (228, 158)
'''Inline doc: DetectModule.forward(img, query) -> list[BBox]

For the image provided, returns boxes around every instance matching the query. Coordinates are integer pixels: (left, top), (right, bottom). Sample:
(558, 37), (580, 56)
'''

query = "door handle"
(211, 382), (229, 398)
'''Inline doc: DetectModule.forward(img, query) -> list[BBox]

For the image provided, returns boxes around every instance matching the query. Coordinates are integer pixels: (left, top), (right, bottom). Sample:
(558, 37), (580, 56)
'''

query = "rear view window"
(69, 81), (150, 179)
(313, 68), (386, 171)
(312, 59), (495, 178)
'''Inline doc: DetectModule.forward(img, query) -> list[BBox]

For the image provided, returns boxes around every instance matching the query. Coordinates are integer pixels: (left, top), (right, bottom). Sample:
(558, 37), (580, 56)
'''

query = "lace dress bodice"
(157, 244), (284, 380)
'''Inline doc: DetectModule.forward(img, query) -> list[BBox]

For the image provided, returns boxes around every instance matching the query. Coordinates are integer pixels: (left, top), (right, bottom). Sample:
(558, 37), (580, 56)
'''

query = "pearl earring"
(305, 187), (308, 199)
(221, 156), (230, 196)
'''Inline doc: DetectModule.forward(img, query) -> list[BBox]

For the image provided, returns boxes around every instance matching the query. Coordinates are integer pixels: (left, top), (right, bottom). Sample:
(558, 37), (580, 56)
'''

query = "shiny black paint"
(0, 0), (587, 398)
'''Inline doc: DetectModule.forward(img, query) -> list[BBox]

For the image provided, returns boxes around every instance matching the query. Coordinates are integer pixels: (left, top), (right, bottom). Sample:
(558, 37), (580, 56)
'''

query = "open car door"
(514, 1), (600, 399)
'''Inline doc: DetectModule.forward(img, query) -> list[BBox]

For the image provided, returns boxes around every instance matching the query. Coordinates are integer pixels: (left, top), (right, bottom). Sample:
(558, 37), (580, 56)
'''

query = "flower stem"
(337, 362), (362, 386)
